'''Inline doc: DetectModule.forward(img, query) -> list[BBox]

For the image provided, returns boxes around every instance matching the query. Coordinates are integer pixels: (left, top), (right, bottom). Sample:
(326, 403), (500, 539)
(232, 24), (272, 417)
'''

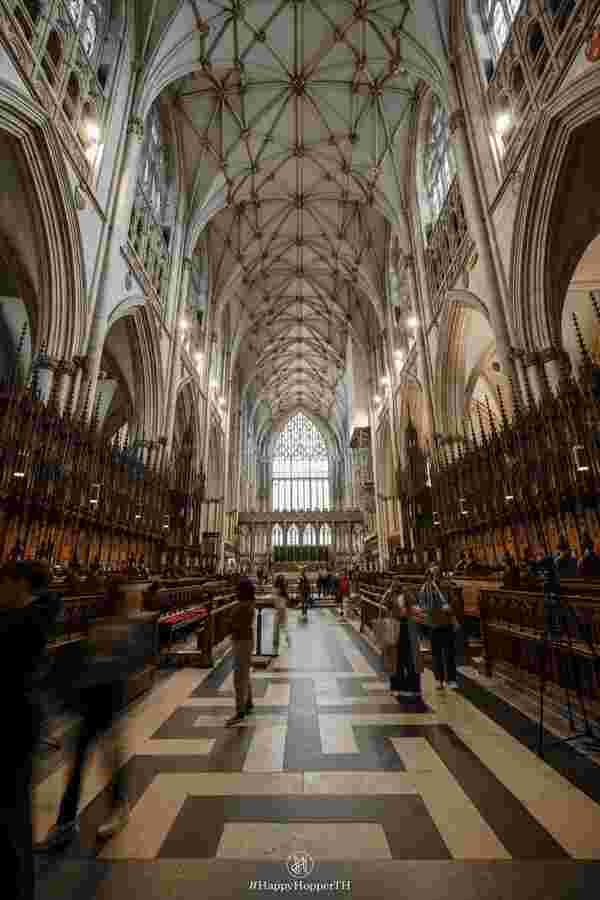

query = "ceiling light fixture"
(85, 120), (100, 144)
(495, 111), (512, 136)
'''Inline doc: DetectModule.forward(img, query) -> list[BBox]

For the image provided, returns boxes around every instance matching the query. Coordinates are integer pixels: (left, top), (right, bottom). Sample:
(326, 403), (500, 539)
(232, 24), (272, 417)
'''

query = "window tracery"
(68, 0), (83, 27)
(139, 105), (167, 220)
(67, 1), (105, 58)
(481, 0), (522, 65)
(82, 8), (97, 56)
(271, 413), (330, 512)
(424, 94), (453, 225)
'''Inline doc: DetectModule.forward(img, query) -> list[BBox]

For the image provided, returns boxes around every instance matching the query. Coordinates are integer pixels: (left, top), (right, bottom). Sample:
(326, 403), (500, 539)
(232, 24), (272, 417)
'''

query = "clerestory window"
(423, 94), (454, 226)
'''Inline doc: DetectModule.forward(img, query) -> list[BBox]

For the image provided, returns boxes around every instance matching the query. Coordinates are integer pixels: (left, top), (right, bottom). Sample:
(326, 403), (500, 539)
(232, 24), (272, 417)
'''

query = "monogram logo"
(286, 851), (315, 879)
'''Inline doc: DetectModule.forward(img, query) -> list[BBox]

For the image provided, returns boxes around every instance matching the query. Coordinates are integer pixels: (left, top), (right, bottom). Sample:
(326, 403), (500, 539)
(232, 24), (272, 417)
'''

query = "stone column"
(34, 358), (56, 404)
(447, 104), (521, 403)
(164, 257), (193, 455)
(368, 390), (387, 570)
(219, 371), (233, 572)
(79, 116), (146, 419)
(405, 257), (436, 436)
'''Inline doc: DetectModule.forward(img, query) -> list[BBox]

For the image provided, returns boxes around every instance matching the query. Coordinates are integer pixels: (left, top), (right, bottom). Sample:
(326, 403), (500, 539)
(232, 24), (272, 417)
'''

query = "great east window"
(271, 413), (331, 512)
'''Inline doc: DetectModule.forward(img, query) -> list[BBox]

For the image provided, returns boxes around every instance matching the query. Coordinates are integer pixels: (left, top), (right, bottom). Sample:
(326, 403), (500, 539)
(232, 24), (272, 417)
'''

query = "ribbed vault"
(144, 0), (447, 421)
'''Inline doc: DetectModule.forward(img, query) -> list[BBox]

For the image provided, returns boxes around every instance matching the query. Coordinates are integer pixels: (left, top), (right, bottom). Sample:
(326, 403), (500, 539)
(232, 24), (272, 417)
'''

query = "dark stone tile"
(425, 725), (569, 859)
(157, 795), (449, 861)
(284, 677), (321, 769)
(459, 671), (600, 804)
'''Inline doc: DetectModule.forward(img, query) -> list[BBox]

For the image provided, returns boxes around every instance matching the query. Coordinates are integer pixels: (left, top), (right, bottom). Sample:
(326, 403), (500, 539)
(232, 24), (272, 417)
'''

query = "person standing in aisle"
(226, 577), (256, 725)
(384, 582), (423, 698)
(338, 572), (349, 616)
(0, 561), (61, 900)
(417, 566), (458, 689)
(272, 574), (291, 654)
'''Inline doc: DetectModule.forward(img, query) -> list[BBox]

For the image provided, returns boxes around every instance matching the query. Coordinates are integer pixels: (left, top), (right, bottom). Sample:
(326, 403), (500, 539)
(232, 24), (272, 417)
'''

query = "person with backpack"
(417, 567), (459, 690)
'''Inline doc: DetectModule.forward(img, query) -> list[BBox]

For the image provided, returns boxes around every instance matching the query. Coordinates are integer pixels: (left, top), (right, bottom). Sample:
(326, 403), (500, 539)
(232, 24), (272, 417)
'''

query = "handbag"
(375, 591), (401, 647)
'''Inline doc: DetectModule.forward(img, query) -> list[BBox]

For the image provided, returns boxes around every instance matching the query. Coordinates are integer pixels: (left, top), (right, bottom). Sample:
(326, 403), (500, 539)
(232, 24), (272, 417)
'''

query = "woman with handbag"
(417, 569), (458, 690)
(382, 583), (423, 698)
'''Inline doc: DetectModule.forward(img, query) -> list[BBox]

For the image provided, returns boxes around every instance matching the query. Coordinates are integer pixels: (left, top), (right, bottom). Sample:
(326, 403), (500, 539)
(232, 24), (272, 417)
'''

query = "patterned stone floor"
(33, 608), (600, 899)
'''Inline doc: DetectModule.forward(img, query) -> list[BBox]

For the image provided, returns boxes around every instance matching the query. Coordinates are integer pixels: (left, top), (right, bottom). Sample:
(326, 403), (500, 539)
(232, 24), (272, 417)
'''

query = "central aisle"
(34, 608), (600, 898)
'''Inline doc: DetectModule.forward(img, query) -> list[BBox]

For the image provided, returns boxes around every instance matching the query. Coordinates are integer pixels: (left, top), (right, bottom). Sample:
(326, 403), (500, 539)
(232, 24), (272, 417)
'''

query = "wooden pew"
(479, 586), (600, 717)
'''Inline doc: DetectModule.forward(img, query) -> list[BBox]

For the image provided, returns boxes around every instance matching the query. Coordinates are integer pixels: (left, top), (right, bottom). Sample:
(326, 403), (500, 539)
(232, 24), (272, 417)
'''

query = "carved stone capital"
(538, 345), (566, 365)
(127, 116), (144, 141)
(448, 109), (466, 138)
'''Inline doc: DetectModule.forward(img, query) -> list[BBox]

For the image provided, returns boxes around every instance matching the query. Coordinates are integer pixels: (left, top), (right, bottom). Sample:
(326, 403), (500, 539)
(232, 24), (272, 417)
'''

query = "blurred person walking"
(272, 574), (291, 654)
(226, 577), (256, 725)
(36, 583), (141, 850)
(0, 561), (61, 900)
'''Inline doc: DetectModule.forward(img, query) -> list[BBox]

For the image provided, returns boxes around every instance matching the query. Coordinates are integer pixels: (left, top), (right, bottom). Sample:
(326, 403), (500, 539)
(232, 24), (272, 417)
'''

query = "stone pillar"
(368, 390), (387, 570)
(80, 116), (146, 420)
(164, 257), (193, 455)
(35, 360), (56, 404)
(219, 371), (233, 572)
(447, 104), (521, 403)
(405, 257), (436, 435)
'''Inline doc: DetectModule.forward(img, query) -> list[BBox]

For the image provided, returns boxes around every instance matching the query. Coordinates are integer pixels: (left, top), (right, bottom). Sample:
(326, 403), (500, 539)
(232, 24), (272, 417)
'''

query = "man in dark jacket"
(0, 561), (61, 900)
(226, 577), (255, 725)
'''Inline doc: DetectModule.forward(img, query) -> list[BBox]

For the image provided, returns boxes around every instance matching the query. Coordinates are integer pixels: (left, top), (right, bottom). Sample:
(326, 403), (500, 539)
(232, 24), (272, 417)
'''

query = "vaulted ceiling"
(136, 0), (449, 428)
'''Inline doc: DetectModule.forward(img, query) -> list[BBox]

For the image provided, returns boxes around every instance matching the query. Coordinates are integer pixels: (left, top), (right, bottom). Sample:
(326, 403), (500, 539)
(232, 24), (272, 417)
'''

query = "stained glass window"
(288, 524), (299, 546)
(304, 524), (316, 544)
(482, 1), (522, 64)
(321, 524), (332, 546)
(68, 0), (83, 26)
(271, 413), (330, 512)
(424, 94), (453, 225)
(272, 524), (283, 546)
(82, 9), (97, 55)
(139, 105), (167, 219)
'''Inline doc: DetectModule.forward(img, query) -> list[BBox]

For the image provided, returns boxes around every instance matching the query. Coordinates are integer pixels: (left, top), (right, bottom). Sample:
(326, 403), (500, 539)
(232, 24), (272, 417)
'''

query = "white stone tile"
(303, 771), (418, 794)
(410, 770), (511, 860)
(319, 719), (359, 754)
(243, 725), (287, 772)
(216, 822), (392, 860)
(453, 728), (600, 858)
(258, 683), (290, 706)
(137, 739), (215, 755)
(100, 772), (304, 860)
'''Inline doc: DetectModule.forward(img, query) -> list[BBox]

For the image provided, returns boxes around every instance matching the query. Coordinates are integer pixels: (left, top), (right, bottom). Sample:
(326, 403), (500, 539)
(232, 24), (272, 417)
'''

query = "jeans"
(430, 625), (457, 684)
(57, 681), (127, 826)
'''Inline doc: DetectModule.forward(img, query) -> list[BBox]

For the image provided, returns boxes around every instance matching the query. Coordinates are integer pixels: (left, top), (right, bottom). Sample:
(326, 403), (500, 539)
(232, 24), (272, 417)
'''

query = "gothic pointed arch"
(0, 82), (86, 361)
(512, 66), (600, 355)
